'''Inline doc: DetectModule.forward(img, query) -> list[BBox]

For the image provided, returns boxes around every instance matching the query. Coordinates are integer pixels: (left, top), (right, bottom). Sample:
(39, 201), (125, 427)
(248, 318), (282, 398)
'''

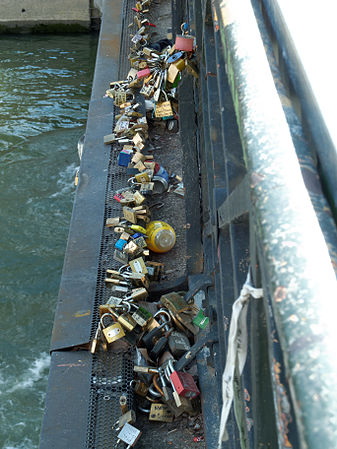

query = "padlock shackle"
(154, 308), (171, 323)
(100, 312), (116, 328)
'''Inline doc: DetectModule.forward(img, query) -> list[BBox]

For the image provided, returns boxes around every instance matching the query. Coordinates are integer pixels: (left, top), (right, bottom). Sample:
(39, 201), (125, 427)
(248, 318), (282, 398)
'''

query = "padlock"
(168, 330), (191, 358)
(129, 257), (148, 275)
(168, 360), (200, 399)
(131, 304), (153, 328)
(132, 151), (146, 164)
(135, 171), (151, 183)
(124, 240), (141, 257)
(106, 217), (121, 227)
(119, 395), (128, 415)
(118, 149), (133, 167)
(175, 35), (194, 52)
(134, 160), (146, 172)
(132, 236), (147, 249)
(163, 360), (182, 407)
(113, 410), (136, 431)
(131, 379), (149, 397)
(114, 249), (129, 264)
(100, 314), (126, 344)
(145, 261), (164, 281)
(123, 206), (138, 224)
(162, 388), (198, 417)
(142, 309), (171, 350)
(153, 369), (170, 401)
(124, 271), (150, 289)
(115, 238), (128, 251)
(150, 335), (169, 361)
(111, 310), (138, 333)
(109, 285), (130, 297)
(161, 292), (199, 335)
(90, 321), (102, 354)
(124, 287), (148, 301)
(139, 182), (154, 195)
(149, 403), (173, 422)
(117, 423), (142, 448)
(155, 100), (173, 118)
(192, 309), (209, 329)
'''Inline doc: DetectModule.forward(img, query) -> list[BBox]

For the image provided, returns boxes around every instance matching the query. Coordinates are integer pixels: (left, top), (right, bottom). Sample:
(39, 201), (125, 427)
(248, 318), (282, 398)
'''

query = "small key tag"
(193, 310), (209, 329)
(155, 101), (173, 118)
(149, 403), (174, 422)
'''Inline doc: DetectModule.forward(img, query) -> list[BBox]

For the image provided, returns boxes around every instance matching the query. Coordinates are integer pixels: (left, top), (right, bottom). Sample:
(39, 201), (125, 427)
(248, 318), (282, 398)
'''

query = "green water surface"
(0, 34), (97, 448)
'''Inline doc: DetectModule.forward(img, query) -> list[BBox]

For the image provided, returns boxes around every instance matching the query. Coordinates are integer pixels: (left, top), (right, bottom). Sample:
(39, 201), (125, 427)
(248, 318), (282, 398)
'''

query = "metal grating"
(86, 1), (139, 447)
(86, 349), (134, 449)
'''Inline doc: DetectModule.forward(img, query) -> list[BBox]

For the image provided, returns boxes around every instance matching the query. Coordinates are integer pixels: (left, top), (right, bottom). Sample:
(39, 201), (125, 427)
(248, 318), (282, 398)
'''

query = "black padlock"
(149, 335), (168, 361)
(142, 325), (163, 351)
(142, 309), (171, 350)
(168, 330), (191, 358)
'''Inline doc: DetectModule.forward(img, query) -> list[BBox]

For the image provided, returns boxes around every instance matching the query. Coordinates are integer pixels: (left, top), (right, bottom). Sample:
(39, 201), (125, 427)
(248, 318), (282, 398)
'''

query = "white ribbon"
(217, 271), (263, 448)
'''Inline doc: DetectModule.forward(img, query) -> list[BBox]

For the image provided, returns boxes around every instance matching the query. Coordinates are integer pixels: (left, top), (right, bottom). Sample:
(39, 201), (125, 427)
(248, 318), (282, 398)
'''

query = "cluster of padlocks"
(89, 1), (205, 447)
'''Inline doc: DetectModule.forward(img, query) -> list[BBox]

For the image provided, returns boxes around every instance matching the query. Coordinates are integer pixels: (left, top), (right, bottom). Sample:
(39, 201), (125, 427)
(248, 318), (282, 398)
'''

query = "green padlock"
(193, 310), (209, 329)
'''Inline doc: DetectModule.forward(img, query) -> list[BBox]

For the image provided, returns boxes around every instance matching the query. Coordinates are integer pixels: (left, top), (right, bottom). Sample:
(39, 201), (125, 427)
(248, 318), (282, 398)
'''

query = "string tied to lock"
(217, 268), (263, 448)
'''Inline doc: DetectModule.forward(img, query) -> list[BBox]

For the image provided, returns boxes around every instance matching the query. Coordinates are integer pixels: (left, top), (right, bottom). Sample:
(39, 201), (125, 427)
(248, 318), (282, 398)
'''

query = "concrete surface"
(0, 0), (90, 31)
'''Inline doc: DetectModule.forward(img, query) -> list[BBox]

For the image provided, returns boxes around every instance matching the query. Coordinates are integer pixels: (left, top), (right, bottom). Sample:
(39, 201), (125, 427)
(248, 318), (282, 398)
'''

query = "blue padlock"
(115, 239), (127, 251)
(118, 149), (133, 167)
(167, 51), (184, 64)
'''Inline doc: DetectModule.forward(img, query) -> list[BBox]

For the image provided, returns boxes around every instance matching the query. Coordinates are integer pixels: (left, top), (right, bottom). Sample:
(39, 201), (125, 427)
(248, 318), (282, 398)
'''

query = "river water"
(0, 34), (97, 448)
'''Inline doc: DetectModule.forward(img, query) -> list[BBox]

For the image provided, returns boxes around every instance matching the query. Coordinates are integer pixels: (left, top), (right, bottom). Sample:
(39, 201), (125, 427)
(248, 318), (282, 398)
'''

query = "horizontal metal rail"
(212, 0), (337, 447)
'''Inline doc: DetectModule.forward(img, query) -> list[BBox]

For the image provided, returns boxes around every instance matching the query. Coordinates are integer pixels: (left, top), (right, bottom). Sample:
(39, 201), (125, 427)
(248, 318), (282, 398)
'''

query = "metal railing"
(178, 0), (337, 447)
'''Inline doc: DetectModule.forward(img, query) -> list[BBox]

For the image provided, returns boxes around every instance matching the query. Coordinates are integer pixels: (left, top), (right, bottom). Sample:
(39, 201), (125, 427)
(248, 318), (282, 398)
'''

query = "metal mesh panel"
(86, 1), (138, 447)
(86, 349), (134, 449)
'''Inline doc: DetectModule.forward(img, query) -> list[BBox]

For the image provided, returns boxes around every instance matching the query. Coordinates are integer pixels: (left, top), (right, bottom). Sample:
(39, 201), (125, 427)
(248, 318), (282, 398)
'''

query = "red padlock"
(169, 369), (200, 399)
(175, 36), (194, 52)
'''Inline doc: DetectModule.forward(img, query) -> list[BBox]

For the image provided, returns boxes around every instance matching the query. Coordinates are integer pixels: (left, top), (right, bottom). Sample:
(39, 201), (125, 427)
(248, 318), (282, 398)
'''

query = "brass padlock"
(132, 151), (146, 164)
(149, 403), (173, 422)
(112, 311), (138, 332)
(101, 314), (125, 343)
(129, 257), (148, 275)
(124, 287), (148, 301)
(135, 171), (151, 183)
(155, 101), (173, 118)
(167, 63), (180, 83)
(123, 206), (138, 224)
(124, 241), (142, 257)
(133, 191), (145, 205)
(131, 379), (149, 397)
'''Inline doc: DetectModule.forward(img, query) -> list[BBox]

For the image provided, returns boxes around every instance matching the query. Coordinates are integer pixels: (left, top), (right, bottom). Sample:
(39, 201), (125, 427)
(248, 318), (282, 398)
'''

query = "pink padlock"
(137, 68), (151, 79)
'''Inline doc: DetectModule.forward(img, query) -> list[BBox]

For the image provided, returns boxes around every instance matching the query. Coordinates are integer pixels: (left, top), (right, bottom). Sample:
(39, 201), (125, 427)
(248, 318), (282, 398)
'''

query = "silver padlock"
(116, 422), (142, 448)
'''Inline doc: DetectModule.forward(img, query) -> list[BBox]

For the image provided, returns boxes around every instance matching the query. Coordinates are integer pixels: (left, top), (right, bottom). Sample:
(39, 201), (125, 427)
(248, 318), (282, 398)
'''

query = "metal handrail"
(213, 0), (337, 447)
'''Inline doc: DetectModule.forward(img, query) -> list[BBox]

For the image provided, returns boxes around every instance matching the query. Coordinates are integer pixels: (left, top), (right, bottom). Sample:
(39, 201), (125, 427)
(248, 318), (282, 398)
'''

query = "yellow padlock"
(146, 221), (176, 253)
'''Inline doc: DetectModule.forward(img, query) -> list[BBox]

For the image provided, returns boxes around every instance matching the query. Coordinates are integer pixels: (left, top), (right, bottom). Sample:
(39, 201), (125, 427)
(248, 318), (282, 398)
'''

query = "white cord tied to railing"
(217, 270), (263, 448)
